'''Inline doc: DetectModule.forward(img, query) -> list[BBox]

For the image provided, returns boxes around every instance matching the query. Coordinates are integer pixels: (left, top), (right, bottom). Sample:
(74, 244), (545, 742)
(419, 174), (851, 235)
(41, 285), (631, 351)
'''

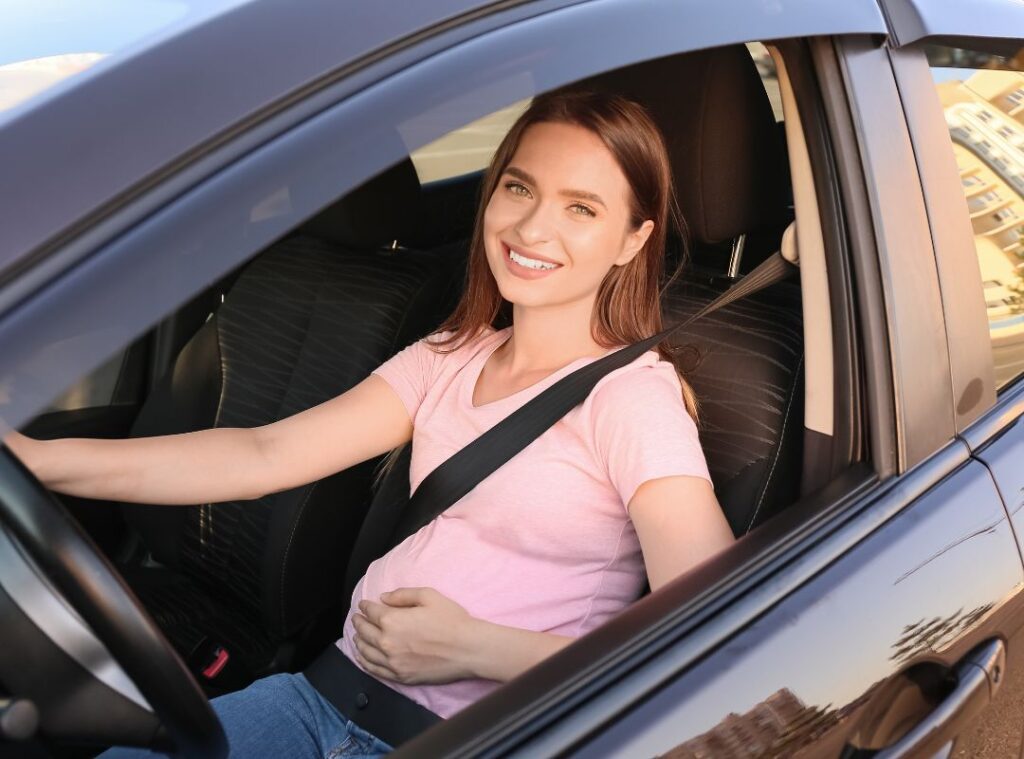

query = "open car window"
(19, 30), (827, 695)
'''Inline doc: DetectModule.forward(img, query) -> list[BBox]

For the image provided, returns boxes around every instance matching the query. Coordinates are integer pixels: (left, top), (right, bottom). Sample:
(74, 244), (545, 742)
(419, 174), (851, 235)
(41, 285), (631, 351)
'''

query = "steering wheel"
(0, 445), (227, 757)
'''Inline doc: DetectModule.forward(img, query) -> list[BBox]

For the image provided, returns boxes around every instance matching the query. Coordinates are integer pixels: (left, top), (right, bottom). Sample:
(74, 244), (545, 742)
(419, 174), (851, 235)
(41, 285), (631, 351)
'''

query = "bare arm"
(5, 426), (270, 505)
(459, 618), (575, 683)
(3, 373), (412, 505)
(629, 475), (735, 592)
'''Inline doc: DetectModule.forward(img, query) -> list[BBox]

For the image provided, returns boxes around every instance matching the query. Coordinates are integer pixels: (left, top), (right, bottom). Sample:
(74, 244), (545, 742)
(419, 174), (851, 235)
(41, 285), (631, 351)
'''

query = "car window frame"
(886, 42), (1003, 435)
(833, 34), (959, 472)
(884, 18), (1024, 445)
(877, 0), (1023, 51)
(0, 0), (888, 322)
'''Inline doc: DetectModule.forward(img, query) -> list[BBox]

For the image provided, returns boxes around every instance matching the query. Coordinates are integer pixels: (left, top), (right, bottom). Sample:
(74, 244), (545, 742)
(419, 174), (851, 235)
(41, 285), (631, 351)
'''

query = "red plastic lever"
(202, 646), (230, 679)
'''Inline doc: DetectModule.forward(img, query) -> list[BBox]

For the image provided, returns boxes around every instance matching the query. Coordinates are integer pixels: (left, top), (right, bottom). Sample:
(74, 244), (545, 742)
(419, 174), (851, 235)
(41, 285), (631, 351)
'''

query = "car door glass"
(922, 44), (1024, 391)
(34, 329), (150, 414)
(38, 348), (126, 413)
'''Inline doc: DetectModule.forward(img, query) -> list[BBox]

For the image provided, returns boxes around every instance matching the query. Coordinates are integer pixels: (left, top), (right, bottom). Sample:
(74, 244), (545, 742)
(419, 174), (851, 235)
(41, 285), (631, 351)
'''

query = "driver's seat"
(115, 162), (465, 693)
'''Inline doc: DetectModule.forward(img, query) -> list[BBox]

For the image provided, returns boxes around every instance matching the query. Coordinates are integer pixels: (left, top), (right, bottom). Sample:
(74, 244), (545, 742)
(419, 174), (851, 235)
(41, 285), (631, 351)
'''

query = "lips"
(501, 241), (563, 280)
(501, 241), (563, 267)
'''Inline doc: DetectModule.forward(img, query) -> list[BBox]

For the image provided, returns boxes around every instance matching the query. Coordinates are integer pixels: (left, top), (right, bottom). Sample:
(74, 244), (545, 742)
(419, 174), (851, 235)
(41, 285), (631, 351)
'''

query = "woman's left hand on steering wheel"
(351, 587), (478, 685)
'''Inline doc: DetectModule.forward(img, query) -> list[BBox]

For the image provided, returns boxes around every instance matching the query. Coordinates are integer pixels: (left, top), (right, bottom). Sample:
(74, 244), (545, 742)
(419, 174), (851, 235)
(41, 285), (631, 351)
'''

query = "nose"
(513, 197), (557, 246)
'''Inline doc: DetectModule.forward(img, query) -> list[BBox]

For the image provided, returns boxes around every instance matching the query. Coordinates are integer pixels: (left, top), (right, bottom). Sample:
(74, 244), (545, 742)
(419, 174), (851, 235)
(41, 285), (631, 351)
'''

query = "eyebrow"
(503, 166), (607, 209)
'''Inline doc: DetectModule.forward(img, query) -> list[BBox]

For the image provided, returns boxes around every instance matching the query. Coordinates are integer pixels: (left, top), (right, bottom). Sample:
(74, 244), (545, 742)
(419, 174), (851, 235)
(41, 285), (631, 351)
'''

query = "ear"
(614, 219), (655, 267)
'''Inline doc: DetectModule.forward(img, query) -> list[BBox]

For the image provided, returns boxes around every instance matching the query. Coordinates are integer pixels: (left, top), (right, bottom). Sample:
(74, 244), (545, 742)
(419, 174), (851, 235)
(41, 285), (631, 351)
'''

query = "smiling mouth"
(502, 242), (563, 271)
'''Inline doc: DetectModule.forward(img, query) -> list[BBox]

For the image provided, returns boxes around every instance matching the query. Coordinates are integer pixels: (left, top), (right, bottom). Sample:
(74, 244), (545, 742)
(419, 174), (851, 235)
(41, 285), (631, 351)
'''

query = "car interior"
(14, 38), (848, 751)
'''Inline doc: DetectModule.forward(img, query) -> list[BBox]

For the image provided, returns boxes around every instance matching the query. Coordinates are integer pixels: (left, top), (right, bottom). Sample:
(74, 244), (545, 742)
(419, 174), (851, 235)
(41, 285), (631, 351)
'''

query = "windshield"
(0, 0), (251, 121)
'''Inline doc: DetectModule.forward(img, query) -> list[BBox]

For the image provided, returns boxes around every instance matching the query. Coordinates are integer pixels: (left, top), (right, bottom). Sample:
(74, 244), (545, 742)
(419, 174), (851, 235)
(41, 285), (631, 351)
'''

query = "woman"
(5, 88), (736, 757)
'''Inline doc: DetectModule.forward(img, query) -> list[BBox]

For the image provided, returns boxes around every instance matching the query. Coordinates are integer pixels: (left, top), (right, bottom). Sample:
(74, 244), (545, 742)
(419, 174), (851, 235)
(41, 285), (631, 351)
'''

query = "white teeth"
(509, 247), (559, 270)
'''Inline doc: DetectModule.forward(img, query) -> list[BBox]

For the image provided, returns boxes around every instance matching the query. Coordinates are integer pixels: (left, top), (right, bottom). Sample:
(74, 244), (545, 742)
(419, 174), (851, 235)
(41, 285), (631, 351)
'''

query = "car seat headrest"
(560, 44), (791, 245)
(301, 157), (424, 249)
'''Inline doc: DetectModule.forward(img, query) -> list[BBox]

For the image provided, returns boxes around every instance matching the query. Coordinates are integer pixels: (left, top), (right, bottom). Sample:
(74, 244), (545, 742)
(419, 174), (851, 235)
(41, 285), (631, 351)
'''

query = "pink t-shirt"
(336, 325), (712, 718)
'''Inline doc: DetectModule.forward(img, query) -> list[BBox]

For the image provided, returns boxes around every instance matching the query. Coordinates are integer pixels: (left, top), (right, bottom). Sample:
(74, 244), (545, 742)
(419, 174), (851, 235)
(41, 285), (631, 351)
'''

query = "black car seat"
(341, 43), (804, 615)
(116, 160), (466, 692)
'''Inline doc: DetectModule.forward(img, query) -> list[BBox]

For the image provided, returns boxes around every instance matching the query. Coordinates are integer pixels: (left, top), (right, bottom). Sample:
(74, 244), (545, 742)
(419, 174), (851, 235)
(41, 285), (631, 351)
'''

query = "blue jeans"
(99, 672), (394, 758)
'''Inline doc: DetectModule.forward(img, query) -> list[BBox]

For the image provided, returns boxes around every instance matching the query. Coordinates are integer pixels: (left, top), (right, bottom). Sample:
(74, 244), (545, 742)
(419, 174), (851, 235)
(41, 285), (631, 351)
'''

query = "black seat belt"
(402, 252), (796, 531)
(342, 251), (798, 606)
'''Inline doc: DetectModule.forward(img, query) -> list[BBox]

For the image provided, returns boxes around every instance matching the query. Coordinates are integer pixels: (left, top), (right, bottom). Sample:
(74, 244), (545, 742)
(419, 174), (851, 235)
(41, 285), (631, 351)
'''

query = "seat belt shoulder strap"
(399, 251), (797, 541)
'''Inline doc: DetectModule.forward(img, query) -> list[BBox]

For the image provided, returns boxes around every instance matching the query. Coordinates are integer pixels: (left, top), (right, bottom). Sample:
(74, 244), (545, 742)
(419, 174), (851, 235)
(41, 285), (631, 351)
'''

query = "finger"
(351, 613), (383, 649)
(358, 599), (388, 626)
(380, 587), (423, 607)
(353, 633), (392, 670)
(353, 645), (400, 682)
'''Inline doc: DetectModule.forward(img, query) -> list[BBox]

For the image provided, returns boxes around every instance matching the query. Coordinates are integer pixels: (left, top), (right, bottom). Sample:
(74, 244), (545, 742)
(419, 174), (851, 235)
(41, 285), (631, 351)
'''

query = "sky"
(0, 0), (249, 117)
(0, 0), (249, 66)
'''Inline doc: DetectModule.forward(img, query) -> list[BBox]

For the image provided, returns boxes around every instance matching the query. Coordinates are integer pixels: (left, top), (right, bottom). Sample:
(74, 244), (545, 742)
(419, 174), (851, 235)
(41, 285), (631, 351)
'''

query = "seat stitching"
(199, 315), (227, 557)
(392, 267), (435, 346)
(280, 483), (317, 633)
(272, 259), (326, 631)
(276, 254), (441, 635)
(746, 350), (803, 533)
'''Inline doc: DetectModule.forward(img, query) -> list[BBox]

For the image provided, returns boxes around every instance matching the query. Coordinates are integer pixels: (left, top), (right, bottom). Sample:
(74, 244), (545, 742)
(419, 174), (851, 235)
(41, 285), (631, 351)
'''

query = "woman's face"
(483, 121), (654, 312)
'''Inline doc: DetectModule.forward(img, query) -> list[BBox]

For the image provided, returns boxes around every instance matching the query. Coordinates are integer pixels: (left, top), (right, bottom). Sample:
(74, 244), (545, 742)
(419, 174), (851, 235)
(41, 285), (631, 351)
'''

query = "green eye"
(504, 180), (596, 217)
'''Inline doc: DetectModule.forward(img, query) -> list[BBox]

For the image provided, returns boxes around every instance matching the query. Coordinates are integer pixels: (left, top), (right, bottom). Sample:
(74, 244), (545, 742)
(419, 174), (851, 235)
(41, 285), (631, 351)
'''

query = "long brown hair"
(374, 88), (701, 489)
